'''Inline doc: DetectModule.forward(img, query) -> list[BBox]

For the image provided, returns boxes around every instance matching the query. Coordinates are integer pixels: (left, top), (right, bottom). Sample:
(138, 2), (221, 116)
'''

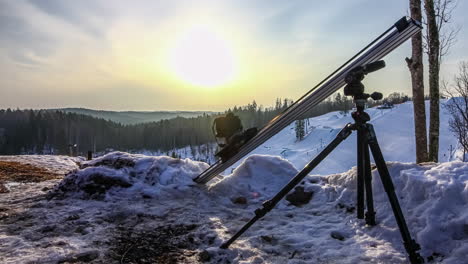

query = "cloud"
(27, 0), (110, 37)
(0, 0), (466, 110)
(0, 2), (56, 64)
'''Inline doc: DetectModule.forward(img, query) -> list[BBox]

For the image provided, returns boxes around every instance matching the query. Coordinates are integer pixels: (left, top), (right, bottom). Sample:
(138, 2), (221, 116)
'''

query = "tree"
(406, 0), (429, 163)
(443, 62), (468, 161)
(424, 0), (459, 162)
(295, 119), (305, 141)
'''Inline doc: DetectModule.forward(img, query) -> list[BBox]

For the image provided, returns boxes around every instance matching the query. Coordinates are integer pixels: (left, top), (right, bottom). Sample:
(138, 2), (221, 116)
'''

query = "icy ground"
(0, 152), (467, 263)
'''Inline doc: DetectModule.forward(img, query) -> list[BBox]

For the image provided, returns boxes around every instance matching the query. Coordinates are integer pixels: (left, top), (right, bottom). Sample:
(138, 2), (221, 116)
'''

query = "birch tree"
(424, 0), (459, 162)
(406, 0), (429, 163)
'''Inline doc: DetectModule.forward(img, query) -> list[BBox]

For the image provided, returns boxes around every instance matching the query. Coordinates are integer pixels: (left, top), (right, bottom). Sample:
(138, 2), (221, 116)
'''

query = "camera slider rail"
(194, 17), (422, 185)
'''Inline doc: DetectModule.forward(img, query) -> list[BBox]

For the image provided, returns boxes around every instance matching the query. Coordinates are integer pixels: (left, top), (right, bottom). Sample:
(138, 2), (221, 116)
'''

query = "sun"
(169, 25), (237, 87)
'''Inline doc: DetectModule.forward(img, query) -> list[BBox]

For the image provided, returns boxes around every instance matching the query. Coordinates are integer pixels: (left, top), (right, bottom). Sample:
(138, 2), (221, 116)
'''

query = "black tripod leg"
(365, 124), (424, 264)
(220, 124), (354, 249)
(363, 131), (376, 226)
(356, 127), (365, 219)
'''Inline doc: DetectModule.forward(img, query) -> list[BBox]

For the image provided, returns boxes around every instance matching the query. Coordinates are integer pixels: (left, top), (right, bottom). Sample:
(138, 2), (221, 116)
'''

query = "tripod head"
(344, 60), (385, 123)
(344, 60), (385, 102)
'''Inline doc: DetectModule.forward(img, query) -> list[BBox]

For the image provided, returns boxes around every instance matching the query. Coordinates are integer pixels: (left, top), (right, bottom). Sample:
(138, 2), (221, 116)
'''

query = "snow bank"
(397, 162), (468, 261)
(328, 161), (468, 262)
(209, 154), (298, 201)
(50, 152), (209, 199)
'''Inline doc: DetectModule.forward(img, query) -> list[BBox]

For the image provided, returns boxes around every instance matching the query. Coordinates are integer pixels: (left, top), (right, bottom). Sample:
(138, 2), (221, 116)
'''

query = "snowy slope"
(1, 153), (466, 263)
(229, 100), (458, 176)
(140, 100), (457, 175)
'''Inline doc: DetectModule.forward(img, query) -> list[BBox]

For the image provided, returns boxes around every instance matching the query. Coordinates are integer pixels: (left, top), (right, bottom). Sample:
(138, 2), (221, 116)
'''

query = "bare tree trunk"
(425, 0), (441, 162)
(406, 0), (429, 163)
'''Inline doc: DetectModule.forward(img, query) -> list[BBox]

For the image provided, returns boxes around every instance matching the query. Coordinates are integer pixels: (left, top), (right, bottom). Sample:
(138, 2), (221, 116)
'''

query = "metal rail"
(194, 17), (421, 184)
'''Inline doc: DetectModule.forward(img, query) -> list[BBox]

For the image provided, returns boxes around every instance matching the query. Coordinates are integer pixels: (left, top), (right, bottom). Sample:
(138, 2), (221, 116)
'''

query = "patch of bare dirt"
(0, 161), (62, 183)
(0, 183), (8, 193)
(110, 224), (200, 264)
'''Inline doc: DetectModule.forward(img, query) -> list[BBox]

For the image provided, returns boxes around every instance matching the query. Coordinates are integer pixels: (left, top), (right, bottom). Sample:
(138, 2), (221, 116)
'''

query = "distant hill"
(54, 108), (216, 125)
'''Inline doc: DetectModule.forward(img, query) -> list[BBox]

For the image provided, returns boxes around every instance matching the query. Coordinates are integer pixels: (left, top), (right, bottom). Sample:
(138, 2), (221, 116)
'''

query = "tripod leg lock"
(364, 124), (377, 143)
(365, 211), (376, 226)
(339, 124), (354, 139)
(255, 200), (275, 218)
(404, 240), (424, 263)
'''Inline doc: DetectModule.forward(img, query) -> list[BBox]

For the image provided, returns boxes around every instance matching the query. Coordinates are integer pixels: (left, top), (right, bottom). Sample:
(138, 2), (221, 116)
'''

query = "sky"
(0, 0), (467, 111)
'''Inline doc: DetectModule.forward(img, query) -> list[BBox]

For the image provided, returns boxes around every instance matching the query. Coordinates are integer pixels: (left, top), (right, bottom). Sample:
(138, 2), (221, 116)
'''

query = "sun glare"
(169, 25), (237, 87)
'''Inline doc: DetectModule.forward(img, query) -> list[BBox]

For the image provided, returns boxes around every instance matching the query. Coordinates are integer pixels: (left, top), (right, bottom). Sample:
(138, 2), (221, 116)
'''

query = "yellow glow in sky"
(2, 0), (467, 111)
(168, 25), (238, 88)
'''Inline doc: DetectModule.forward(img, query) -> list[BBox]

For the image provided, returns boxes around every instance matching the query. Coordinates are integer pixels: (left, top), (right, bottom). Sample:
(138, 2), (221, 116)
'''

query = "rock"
(55, 241), (68, 246)
(337, 203), (355, 213)
(260, 235), (274, 243)
(286, 186), (313, 206)
(330, 231), (345, 241)
(41, 187), (49, 192)
(198, 250), (211, 262)
(0, 183), (9, 193)
(142, 194), (152, 199)
(82, 173), (132, 195)
(427, 252), (444, 262)
(39, 225), (56, 233)
(66, 214), (80, 221)
(232, 196), (247, 204)
(86, 157), (135, 169)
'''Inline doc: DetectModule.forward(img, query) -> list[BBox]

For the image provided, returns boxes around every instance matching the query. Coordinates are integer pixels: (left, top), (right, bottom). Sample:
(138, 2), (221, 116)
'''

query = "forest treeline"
(0, 92), (408, 155)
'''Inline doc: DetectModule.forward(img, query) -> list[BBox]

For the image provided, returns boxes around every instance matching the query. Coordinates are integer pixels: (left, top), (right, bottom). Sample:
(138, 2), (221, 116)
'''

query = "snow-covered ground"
(227, 100), (459, 175)
(0, 152), (467, 263)
(153, 100), (459, 175)
(0, 100), (467, 263)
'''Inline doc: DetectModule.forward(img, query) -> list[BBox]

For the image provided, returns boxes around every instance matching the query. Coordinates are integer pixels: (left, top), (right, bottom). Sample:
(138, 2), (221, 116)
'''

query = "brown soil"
(0, 161), (62, 183)
(110, 224), (199, 263)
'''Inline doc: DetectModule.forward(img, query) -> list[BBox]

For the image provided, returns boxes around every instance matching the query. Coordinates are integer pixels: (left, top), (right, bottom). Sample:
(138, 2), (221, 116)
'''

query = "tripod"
(220, 61), (424, 264)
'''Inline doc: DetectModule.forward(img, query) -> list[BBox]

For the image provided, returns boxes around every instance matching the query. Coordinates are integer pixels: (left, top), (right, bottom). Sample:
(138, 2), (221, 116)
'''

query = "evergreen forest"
(0, 93), (408, 155)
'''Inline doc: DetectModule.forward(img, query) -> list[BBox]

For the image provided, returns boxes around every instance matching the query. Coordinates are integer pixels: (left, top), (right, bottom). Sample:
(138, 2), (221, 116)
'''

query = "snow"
(52, 152), (208, 200)
(1, 151), (467, 263)
(210, 155), (298, 200)
(0, 100), (467, 263)
(229, 100), (458, 176)
(144, 100), (459, 177)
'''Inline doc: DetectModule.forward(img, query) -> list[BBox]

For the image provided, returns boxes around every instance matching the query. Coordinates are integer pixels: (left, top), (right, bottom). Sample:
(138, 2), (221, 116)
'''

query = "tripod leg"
(363, 132), (376, 225)
(365, 124), (424, 264)
(356, 127), (365, 219)
(220, 124), (354, 249)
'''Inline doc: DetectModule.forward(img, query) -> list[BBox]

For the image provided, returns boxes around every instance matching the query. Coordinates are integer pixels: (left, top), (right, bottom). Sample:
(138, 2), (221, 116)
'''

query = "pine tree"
(295, 119), (305, 141)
